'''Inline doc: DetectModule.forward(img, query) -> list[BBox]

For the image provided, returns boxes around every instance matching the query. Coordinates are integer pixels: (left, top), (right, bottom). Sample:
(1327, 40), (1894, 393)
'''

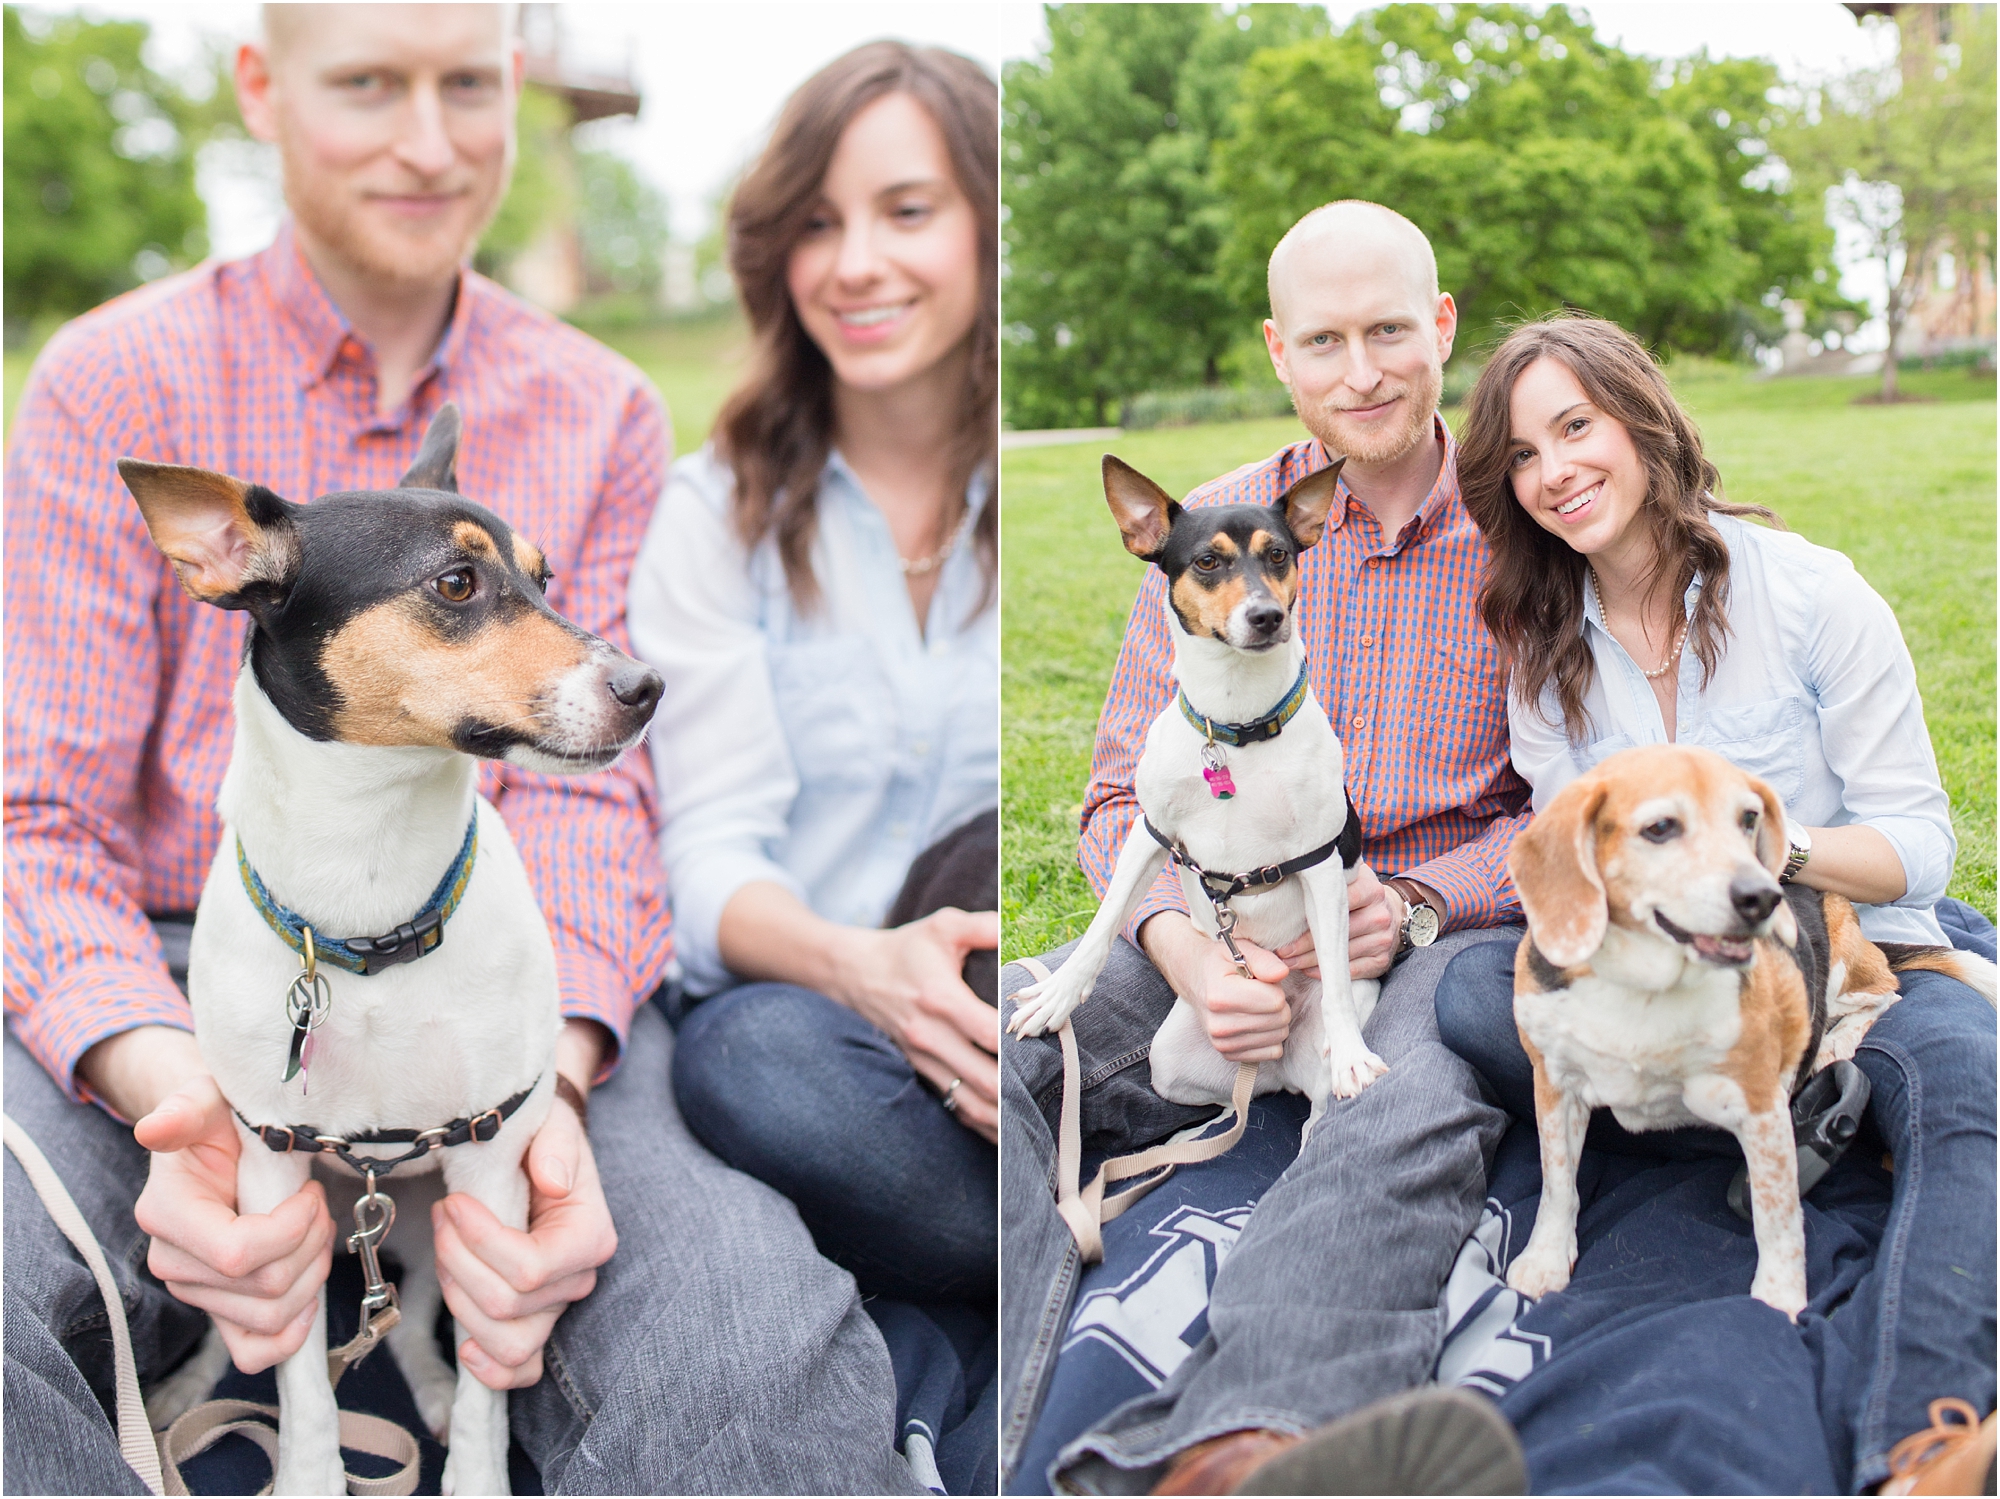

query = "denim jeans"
(1435, 930), (1997, 1491)
(672, 981), (998, 1306)
(3, 1003), (923, 1496)
(1000, 930), (1510, 1493)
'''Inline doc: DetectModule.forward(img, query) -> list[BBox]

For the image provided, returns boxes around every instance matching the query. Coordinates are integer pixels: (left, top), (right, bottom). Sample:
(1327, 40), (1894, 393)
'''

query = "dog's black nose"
(1245, 601), (1284, 636)
(608, 664), (664, 715)
(1730, 878), (1782, 927)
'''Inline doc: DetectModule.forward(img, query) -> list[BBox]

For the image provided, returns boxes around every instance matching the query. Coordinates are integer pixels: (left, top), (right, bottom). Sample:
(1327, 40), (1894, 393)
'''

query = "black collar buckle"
(347, 909), (446, 975)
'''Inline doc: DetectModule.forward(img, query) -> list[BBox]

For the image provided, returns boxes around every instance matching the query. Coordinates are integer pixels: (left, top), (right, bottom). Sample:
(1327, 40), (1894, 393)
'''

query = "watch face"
(1408, 903), (1442, 946)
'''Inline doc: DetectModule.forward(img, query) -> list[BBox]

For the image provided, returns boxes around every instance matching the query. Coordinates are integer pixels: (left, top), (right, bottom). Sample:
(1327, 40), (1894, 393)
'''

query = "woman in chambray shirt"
(1436, 315), (1994, 1494)
(627, 42), (998, 1322)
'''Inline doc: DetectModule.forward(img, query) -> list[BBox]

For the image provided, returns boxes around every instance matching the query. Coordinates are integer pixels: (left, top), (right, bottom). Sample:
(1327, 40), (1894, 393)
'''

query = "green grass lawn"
(1002, 367), (1998, 960)
(4, 307), (750, 457)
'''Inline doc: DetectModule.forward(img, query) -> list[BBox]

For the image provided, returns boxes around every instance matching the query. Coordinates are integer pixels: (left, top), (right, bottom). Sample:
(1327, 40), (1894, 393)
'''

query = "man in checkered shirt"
(4, 7), (916, 1493)
(1000, 201), (1529, 1492)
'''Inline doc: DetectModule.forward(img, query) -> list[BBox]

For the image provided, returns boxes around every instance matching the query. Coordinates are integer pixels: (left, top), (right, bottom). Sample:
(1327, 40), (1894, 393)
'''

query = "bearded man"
(999, 200), (1529, 1494)
(4, 6), (919, 1492)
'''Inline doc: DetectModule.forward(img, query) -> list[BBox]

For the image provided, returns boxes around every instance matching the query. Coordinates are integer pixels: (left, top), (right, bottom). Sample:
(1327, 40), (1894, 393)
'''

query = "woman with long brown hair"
(626, 41), (998, 1475)
(1436, 313), (1995, 1494)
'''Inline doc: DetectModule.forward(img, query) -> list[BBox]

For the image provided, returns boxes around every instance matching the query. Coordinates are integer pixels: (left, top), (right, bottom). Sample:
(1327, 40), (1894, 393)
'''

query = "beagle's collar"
(1179, 660), (1311, 747)
(236, 814), (479, 977)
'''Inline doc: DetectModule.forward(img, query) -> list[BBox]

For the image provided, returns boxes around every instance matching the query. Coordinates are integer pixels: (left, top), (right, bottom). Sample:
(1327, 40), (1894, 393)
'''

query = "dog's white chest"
(1518, 963), (1744, 1131)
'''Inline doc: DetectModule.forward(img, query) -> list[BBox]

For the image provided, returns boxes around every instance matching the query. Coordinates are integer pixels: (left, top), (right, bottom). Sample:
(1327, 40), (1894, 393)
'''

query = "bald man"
(4, 6), (920, 1493)
(999, 201), (1527, 1493)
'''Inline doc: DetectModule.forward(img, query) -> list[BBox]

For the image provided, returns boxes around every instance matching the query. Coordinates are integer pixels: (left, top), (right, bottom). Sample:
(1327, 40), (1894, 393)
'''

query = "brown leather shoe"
(1153, 1429), (1298, 1495)
(1880, 1399), (1997, 1496)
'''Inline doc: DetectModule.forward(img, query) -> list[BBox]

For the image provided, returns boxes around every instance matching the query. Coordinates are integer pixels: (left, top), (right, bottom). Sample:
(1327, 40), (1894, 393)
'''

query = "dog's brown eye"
(1194, 553), (1219, 572)
(1267, 548), (1289, 568)
(1641, 817), (1682, 844)
(1740, 809), (1759, 834)
(434, 568), (476, 603)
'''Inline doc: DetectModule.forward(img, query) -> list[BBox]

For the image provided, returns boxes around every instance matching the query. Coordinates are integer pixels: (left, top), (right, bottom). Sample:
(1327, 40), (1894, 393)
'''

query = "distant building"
(503, 3), (641, 313)
(1842, 2), (1996, 358)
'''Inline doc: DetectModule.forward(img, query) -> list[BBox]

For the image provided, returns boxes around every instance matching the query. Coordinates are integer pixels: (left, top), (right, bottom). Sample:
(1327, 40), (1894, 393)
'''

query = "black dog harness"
(1143, 792), (1363, 900)
(234, 1079), (539, 1180)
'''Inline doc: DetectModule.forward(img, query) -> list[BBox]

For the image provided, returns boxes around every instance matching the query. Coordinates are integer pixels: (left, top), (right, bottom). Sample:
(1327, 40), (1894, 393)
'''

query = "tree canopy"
(4, 6), (208, 331)
(1003, 2), (1844, 428)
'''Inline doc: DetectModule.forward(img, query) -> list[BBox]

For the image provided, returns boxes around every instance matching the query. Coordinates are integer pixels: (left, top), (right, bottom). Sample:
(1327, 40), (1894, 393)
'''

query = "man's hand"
(830, 909), (1001, 1144)
(431, 1021), (617, 1390)
(133, 1072), (336, 1375)
(1269, 864), (1402, 982)
(1141, 913), (1294, 1061)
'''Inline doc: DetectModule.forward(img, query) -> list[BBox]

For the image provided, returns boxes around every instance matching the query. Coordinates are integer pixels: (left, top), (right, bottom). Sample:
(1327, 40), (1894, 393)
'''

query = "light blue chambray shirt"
(1509, 512), (1956, 945)
(628, 445), (998, 996)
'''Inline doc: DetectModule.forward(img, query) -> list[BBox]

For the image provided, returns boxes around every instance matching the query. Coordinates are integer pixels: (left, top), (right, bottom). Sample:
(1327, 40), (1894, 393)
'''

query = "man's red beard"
(279, 134), (507, 291)
(1294, 358), (1444, 465)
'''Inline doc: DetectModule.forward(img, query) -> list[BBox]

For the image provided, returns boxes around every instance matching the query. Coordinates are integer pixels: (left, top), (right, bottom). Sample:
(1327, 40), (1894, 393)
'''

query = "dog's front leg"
(1683, 1074), (1807, 1319)
(1507, 1048), (1590, 1302)
(1007, 816), (1168, 1037)
(234, 1134), (346, 1496)
(437, 1135), (534, 1498)
(1296, 860), (1386, 1103)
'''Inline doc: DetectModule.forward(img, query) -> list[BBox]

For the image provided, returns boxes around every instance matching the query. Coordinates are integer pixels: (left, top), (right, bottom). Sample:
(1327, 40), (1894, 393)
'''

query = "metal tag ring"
(285, 971), (333, 1029)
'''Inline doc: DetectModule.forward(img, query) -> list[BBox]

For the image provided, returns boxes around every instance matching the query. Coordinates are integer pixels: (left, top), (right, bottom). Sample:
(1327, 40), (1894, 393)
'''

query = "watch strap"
(1387, 879), (1441, 951)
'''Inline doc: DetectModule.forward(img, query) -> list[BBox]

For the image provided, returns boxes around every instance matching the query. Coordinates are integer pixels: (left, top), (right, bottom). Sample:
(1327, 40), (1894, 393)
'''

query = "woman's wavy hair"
(1457, 313), (1781, 741)
(713, 40), (998, 611)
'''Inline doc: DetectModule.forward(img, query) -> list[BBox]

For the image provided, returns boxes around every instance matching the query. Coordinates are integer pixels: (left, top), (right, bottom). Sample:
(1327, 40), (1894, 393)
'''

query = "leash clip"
(330, 1169), (402, 1387)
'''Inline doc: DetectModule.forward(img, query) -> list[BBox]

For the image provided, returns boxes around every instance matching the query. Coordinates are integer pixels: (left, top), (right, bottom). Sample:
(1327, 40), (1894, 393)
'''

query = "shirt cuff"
(1860, 814), (1955, 910)
(18, 959), (195, 1107)
(554, 943), (641, 1085)
(1400, 852), (1521, 933)
(1124, 863), (1191, 948)
(666, 845), (810, 997)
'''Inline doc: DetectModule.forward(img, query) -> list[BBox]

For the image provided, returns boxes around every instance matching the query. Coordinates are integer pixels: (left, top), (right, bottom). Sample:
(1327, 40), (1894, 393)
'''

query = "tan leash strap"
(1009, 961), (1260, 1265)
(327, 1304), (402, 1388)
(158, 1400), (420, 1497)
(5, 1113), (167, 1495)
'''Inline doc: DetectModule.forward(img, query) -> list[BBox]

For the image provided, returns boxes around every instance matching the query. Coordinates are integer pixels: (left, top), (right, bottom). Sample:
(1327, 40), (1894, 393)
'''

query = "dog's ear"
(1747, 771), (1799, 944)
(400, 402), (461, 493)
(1274, 456), (1344, 549)
(117, 460), (300, 608)
(1509, 775), (1609, 969)
(1103, 454), (1179, 560)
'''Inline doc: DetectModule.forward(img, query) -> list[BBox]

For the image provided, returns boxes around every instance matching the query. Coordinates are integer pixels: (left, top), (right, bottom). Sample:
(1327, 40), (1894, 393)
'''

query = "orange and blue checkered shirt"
(1082, 420), (1531, 935)
(5, 223), (673, 1101)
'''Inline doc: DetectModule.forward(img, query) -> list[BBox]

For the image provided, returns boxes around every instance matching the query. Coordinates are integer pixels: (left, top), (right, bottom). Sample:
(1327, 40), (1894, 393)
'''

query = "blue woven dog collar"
(237, 814), (479, 976)
(1179, 661), (1312, 747)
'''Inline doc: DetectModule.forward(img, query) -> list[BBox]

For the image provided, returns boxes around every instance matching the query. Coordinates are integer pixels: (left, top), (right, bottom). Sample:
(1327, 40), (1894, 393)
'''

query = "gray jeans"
(1000, 931), (1511, 1493)
(4, 1003), (923, 1496)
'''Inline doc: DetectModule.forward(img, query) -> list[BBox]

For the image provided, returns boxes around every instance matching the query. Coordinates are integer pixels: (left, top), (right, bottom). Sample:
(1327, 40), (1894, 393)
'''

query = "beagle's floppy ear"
(1747, 770), (1799, 945)
(1103, 454), (1180, 561)
(399, 401), (461, 493)
(117, 460), (300, 608)
(1274, 455), (1344, 549)
(1509, 775), (1610, 969)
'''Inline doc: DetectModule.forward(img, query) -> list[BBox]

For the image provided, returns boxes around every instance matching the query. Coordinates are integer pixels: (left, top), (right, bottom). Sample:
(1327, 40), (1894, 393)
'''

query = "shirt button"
(1368, 557), (1382, 568)
(1351, 715), (1366, 729)
(1359, 635), (1373, 647)
(889, 822), (909, 839)
(912, 740), (929, 757)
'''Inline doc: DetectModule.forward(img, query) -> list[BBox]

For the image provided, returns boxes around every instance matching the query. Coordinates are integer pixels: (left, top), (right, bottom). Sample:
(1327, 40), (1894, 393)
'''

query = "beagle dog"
(1503, 743), (1994, 1320)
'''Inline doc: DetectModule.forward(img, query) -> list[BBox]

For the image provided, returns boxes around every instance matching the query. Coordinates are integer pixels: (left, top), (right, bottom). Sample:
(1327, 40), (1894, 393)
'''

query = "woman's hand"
(829, 909), (1000, 1143)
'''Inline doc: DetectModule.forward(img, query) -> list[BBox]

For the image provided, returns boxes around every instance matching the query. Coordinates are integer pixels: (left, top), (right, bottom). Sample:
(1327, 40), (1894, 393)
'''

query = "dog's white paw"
(442, 1446), (511, 1498)
(1007, 975), (1084, 1038)
(1325, 1046), (1387, 1098)
(1506, 1246), (1574, 1301)
(273, 1449), (348, 1497)
(1749, 1263), (1807, 1322)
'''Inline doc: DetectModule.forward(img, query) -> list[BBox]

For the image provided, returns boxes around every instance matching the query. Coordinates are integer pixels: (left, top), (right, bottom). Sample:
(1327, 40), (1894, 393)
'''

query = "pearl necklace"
(1590, 567), (1688, 680)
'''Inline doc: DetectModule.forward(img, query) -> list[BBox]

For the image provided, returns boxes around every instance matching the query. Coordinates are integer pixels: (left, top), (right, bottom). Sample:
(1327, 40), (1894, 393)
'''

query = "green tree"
(1783, 5), (1997, 400)
(1002, 3), (1325, 428)
(476, 82), (572, 275)
(3, 6), (208, 331)
(575, 146), (669, 299)
(1213, 5), (1835, 364)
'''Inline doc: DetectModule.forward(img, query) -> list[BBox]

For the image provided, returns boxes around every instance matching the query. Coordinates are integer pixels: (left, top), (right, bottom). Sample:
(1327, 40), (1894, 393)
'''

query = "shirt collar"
(1580, 561), (1707, 638)
(258, 217), (472, 407)
(1319, 412), (1460, 548)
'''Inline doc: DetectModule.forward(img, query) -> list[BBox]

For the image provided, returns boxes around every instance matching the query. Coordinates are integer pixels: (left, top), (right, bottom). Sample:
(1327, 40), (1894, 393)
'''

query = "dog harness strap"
(1142, 815), (1348, 900)
(234, 1077), (539, 1177)
(236, 813), (480, 976)
(1177, 660), (1312, 747)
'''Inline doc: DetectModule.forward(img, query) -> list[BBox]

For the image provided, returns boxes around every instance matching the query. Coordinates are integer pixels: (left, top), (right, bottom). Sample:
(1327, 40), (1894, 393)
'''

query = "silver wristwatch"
(1781, 820), (1813, 884)
(1391, 880), (1442, 953)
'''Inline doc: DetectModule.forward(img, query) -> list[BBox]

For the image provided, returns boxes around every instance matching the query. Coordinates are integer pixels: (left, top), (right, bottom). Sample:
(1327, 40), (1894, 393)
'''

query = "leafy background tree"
(1782, 4), (1997, 400)
(1004, 1), (1856, 428)
(3, 5), (207, 338)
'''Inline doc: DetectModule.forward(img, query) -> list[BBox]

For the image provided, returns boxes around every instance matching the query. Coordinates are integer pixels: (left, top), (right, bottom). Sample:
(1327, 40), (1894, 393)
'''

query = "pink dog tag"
(1202, 763), (1237, 799)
